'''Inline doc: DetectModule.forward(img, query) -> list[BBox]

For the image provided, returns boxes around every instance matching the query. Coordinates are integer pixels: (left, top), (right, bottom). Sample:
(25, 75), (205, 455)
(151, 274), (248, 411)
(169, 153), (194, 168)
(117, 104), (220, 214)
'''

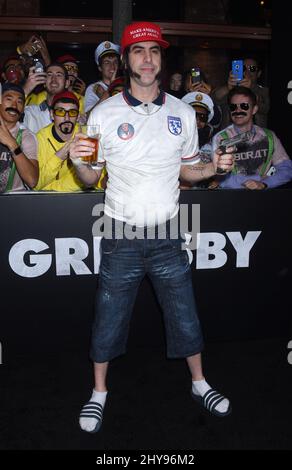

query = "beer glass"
(80, 124), (100, 167)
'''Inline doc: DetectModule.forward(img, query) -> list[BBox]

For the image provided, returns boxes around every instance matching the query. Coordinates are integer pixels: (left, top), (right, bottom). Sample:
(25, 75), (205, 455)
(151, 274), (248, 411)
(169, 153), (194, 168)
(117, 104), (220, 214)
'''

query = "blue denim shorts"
(90, 219), (204, 362)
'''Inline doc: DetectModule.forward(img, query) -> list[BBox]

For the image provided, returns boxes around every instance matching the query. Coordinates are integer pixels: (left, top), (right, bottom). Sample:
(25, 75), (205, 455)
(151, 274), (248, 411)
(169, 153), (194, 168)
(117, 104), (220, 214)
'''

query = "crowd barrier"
(0, 189), (291, 359)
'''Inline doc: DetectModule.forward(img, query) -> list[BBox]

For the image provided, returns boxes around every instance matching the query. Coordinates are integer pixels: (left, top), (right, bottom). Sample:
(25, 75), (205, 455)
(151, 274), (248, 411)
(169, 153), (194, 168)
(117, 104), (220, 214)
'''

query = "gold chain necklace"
(129, 104), (162, 116)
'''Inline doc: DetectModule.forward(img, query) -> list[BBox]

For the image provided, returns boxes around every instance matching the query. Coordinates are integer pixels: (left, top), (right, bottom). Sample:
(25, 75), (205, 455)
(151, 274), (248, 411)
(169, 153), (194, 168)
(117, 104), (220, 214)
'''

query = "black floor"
(0, 337), (292, 451)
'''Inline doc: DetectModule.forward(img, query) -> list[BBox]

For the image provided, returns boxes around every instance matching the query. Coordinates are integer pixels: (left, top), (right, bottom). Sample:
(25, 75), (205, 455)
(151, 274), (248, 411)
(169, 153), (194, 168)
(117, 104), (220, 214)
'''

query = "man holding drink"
(79, 125), (100, 166)
(35, 91), (104, 191)
(69, 21), (234, 433)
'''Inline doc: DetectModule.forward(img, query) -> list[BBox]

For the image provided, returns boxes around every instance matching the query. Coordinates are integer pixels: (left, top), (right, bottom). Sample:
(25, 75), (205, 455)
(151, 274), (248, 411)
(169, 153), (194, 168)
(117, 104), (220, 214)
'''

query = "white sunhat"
(181, 92), (214, 122)
(94, 41), (121, 65)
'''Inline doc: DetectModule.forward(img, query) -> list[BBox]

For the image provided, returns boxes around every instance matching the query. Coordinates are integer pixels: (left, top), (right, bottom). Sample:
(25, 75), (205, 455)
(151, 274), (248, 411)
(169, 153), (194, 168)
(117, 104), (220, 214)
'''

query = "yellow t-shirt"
(35, 123), (105, 192)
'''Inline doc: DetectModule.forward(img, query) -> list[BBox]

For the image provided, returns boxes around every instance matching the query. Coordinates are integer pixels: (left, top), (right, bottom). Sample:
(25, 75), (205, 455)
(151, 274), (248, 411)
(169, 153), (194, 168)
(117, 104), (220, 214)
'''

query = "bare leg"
(186, 353), (204, 381)
(94, 361), (109, 392)
(79, 361), (109, 432)
(187, 353), (231, 416)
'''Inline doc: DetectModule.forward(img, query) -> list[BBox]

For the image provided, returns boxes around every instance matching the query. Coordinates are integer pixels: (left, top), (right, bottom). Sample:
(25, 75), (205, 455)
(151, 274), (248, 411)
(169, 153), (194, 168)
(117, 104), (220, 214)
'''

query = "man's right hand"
(23, 66), (47, 96)
(94, 84), (106, 99)
(18, 35), (41, 56)
(68, 133), (95, 163)
(228, 71), (252, 90)
(69, 134), (101, 187)
(187, 79), (212, 95)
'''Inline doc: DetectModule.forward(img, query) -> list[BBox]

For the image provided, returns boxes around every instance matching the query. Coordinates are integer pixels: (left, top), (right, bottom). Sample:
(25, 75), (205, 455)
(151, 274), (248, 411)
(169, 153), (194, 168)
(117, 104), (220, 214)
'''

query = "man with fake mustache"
(35, 90), (104, 191)
(212, 86), (292, 189)
(0, 83), (38, 192)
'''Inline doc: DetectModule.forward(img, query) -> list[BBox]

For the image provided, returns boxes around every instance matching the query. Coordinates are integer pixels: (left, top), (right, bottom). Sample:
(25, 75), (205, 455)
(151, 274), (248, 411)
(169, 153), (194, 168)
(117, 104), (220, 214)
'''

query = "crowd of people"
(1, 30), (292, 194)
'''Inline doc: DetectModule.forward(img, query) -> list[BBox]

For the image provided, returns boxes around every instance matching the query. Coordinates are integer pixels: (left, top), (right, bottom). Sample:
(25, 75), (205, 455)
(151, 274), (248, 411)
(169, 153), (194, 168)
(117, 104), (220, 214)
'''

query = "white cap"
(181, 92), (214, 122)
(94, 41), (121, 65)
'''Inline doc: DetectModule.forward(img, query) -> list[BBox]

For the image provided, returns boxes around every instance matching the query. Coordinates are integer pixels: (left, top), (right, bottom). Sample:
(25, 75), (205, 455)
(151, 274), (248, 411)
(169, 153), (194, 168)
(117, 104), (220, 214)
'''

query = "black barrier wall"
(271, 5), (292, 156)
(0, 190), (291, 360)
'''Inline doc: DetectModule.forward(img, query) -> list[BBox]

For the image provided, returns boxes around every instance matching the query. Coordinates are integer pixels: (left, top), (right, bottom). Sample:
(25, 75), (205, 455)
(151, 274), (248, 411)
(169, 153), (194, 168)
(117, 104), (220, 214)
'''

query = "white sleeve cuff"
(181, 156), (201, 166)
(70, 157), (86, 167)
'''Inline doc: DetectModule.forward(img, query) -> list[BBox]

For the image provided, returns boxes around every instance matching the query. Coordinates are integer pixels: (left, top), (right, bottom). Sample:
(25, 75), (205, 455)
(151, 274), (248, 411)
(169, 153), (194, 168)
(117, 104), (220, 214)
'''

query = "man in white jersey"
(69, 21), (234, 433)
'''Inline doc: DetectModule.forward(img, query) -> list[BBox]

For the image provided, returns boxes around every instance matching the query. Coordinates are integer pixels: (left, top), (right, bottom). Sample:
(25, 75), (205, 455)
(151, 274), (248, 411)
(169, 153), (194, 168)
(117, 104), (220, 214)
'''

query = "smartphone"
(190, 67), (201, 84)
(232, 60), (243, 82)
(33, 58), (44, 73)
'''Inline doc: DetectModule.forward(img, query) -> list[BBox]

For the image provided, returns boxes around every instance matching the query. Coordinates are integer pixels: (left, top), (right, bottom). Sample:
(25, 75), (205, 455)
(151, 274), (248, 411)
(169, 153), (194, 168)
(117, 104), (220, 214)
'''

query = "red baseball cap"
(108, 76), (125, 95)
(51, 91), (80, 109)
(121, 22), (169, 53)
(56, 54), (78, 64)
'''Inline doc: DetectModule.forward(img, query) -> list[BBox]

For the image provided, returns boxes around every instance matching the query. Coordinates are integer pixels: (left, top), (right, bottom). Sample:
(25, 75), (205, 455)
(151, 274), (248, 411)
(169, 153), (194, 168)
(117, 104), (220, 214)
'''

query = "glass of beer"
(80, 124), (100, 167)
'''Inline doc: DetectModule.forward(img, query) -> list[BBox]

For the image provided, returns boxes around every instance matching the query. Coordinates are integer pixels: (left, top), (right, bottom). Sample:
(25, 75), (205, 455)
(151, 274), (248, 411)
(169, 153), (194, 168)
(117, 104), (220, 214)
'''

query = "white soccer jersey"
(88, 90), (199, 227)
(84, 81), (108, 113)
(23, 105), (51, 134)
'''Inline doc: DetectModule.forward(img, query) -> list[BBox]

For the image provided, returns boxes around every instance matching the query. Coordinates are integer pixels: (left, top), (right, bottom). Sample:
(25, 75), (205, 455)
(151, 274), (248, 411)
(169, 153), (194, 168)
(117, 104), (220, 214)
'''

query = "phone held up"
(33, 58), (44, 73)
(190, 66), (201, 85)
(232, 60), (243, 83)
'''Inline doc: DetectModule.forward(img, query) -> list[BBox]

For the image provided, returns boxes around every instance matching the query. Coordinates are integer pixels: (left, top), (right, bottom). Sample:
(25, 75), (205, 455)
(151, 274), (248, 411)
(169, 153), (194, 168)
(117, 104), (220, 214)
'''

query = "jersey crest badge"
(168, 116), (182, 135)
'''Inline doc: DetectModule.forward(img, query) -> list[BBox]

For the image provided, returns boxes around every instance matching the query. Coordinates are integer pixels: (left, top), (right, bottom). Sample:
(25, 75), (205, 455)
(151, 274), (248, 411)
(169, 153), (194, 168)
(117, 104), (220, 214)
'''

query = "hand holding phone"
(33, 59), (44, 73)
(72, 77), (86, 95)
(232, 60), (243, 83)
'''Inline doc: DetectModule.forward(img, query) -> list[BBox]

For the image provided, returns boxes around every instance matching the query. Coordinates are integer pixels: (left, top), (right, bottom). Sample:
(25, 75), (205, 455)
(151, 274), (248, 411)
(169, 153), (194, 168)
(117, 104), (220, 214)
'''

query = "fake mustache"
(129, 69), (161, 82)
(5, 107), (21, 116)
(231, 112), (247, 117)
(60, 121), (74, 134)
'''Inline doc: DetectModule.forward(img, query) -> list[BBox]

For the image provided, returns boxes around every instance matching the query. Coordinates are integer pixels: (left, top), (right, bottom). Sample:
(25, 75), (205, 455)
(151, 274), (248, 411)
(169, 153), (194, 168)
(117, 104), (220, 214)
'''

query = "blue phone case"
(232, 60), (243, 81)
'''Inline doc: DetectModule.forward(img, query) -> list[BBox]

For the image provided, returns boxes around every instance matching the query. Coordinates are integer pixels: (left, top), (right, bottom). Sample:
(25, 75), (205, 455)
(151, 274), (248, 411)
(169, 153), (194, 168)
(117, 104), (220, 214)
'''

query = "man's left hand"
(72, 77), (86, 96)
(213, 147), (234, 174)
(0, 116), (17, 150)
(243, 180), (267, 190)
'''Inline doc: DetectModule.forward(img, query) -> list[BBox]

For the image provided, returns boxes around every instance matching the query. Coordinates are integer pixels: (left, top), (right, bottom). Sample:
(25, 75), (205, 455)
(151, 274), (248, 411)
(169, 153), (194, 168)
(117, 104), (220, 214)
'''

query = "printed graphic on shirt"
(0, 143), (13, 192)
(167, 116), (182, 135)
(230, 135), (269, 175)
(117, 123), (135, 140)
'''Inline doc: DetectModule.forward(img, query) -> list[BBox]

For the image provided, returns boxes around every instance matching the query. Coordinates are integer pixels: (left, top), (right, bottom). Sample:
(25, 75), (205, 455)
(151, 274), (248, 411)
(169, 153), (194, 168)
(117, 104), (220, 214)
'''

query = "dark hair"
(46, 62), (69, 81)
(244, 54), (262, 70)
(52, 97), (79, 109)
(1, 56), (23, 73)
(121, 47), (131, 88)
(99, 52), (120, 67)
(1, 82), (25, 99)
(227, 86), (257, 107)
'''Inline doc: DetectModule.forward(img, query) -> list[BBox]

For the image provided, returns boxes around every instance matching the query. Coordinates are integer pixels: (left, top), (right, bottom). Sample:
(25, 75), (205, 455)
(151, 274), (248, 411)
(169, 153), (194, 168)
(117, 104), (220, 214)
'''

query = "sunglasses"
(65, 64), (78, 73)
(195, 112), (209, 123)
(243, 65), (258, 73)
(229, 102), (250, 112)
(53, 108), (78, 117)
